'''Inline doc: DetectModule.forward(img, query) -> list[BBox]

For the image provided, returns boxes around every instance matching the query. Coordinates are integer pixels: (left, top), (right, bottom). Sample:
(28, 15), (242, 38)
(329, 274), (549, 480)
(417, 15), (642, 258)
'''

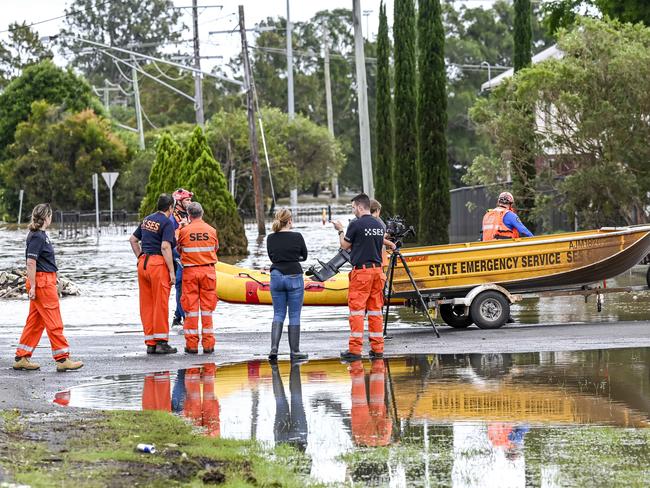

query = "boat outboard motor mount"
(306, 249), (351, 282)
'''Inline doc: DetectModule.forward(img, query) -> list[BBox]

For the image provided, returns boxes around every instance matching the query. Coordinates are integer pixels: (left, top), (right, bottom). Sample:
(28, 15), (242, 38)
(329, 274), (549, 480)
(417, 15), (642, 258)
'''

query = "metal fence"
(52, 210), (140, 238)
(240, 204), (350, 227)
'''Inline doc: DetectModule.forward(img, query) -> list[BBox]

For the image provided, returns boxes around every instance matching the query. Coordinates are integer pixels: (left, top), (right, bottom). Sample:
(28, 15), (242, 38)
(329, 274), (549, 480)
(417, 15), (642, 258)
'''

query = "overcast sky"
(1, 0), (498, 74)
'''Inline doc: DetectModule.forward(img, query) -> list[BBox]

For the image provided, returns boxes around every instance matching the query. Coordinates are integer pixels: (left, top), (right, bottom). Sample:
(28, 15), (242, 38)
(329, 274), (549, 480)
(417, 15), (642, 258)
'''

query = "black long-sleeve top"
(266, 231), (308, 275)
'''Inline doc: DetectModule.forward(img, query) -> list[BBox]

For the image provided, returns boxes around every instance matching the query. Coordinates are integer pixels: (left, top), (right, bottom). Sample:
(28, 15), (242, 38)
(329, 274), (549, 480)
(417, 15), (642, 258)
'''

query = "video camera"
(386, 216), (415, 242)
(305, 248), (351, 282)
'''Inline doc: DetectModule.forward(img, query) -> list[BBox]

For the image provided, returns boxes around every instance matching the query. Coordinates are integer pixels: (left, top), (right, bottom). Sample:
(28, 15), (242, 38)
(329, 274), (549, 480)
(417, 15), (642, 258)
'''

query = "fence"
(52, 210), (140, 238)
(240, 205), (350, 227)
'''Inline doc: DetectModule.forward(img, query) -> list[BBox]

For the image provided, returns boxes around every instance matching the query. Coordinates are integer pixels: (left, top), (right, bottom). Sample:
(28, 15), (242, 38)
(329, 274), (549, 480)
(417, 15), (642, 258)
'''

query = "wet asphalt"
(3, 320), (650, 412)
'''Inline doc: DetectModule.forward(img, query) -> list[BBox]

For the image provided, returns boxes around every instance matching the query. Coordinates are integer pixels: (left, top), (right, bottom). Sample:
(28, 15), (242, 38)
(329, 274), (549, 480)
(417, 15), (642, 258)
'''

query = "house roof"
(481, 44), (563, 91)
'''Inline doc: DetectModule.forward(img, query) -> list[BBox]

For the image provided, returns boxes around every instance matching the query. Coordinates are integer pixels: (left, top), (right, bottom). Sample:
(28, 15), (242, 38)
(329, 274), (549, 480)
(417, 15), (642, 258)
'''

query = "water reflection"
(56, 349), (650, 485)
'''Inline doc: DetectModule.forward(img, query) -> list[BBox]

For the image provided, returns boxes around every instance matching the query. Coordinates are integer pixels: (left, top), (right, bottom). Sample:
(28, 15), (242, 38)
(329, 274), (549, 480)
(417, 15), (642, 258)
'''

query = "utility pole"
(286, 0), (294, 119)
(323, 27), (339, 200)
(192, 0), (205, 126)
(239, 5), (266, 237)
(352, 0), (374, 197)
(130, 55), (145, 150)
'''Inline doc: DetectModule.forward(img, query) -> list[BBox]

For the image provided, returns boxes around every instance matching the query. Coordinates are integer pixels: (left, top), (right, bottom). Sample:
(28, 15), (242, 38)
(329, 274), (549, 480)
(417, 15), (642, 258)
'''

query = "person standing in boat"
(482, 192), (534, 241)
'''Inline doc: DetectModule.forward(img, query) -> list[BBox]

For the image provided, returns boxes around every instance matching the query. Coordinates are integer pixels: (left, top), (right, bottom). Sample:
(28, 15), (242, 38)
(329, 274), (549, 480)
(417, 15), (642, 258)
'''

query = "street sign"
(101, 172), (119, 224)
(101, 172), (119, 189)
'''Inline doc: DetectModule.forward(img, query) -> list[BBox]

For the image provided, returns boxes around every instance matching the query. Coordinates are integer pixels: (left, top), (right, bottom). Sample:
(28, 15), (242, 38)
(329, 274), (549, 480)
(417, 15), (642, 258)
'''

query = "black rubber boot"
(269, 322), (283, 362)
(288, 326), (308, 361)
(153, 341), (178, 354)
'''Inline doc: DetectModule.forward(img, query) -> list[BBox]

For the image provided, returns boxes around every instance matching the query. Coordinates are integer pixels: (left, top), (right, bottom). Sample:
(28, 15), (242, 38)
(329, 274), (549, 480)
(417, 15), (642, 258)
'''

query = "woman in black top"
(267, 208), (308, 361)
(14, 204), (83, 372)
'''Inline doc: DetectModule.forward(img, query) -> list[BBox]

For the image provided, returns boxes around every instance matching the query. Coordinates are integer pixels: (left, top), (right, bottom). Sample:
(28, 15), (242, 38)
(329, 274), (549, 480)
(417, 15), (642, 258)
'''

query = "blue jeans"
(270, 270), (304, 326)
(173, 252), (184, 320)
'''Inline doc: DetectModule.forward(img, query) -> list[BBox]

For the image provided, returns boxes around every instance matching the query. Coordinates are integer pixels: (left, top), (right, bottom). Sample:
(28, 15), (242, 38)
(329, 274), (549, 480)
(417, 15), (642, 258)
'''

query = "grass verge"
(0, 409), (317, 487)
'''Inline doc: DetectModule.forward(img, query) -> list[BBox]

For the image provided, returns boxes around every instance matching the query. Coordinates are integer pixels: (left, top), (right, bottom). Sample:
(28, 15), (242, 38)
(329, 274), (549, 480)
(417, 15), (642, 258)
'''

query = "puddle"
(56, 348), (650, 486)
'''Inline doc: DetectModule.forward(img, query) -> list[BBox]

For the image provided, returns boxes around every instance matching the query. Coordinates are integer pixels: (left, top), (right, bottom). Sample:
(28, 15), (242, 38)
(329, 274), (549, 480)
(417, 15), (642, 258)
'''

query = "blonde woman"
(14, 204), (83, 372)
(266, 208), (308, 361)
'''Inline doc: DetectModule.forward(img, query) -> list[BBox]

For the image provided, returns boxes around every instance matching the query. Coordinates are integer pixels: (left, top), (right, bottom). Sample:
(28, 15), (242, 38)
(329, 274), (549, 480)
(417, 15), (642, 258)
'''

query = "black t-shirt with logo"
(133, 212), (175, 255)
(26, 230), (58, 272)
(344, 214), (384, 266)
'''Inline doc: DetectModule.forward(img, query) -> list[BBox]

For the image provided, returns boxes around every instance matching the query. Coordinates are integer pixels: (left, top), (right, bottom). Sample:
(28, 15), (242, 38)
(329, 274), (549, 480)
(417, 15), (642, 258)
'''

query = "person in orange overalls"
(482, 192), (534, 241)
(14, 203), (83, 372)
(171, 188), (193, 327)
(349, 359), (391, 446)
(177, 202), (219, 354)
(333, 194), (387, 361)
(129, 194), (177, 355)
(183, 363), (220, 437)
(142, 371), (172, 412)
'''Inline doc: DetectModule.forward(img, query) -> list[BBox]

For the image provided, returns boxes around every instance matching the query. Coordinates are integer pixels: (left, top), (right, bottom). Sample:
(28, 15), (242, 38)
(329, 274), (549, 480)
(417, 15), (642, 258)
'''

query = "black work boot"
(268, 321), (283, 362)
(340, 350), (362, 362)
(288, 326), (308, 361)
(146, 345), (156, 354)
(153, 341), (177, 354)
(369, 350), (384, 359)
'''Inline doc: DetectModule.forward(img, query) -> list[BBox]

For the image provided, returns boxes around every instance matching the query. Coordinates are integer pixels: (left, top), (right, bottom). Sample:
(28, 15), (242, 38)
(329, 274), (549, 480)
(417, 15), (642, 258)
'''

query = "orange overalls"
(142, 371), (172, 412)
(482, 207), (519, 241)
(349, 360), (391, 446)
(178, 219), (219, 351)
(183, 364), (220, 437)
(16, 272), (70, 361)
(348, 267), (386, 355)
(138, 254), (172, 346)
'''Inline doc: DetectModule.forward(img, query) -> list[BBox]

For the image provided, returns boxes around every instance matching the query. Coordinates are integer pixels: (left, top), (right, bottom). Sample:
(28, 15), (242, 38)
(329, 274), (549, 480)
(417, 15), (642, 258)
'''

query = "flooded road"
(55, 348), (650, 486)
(2, 217), (650, 338)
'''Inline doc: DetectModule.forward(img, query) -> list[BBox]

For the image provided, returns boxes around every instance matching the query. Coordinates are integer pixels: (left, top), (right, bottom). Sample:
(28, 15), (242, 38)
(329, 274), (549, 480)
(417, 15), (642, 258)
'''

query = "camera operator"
(332, 193), (387, 361)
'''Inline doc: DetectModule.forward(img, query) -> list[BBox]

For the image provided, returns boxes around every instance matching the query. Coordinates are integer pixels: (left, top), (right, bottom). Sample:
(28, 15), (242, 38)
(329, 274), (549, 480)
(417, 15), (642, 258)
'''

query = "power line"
(0, 0), (113, 35)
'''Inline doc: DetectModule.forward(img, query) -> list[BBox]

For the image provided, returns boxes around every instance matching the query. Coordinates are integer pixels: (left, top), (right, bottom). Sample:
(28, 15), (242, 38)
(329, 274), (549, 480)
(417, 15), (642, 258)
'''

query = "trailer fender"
(450, 284), (519, 307)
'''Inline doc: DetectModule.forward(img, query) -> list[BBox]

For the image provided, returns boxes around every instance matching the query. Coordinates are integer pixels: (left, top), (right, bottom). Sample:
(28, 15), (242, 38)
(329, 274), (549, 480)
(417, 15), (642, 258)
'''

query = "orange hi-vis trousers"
(16, 272), (70, 361)
(181, 266), (217, 350)
(184, 364), (220, 437)
(349, 360), (391, 446)
(348, 267), (386, 355)
(142, 371), (171, 412)
(137, 254), (171, 346)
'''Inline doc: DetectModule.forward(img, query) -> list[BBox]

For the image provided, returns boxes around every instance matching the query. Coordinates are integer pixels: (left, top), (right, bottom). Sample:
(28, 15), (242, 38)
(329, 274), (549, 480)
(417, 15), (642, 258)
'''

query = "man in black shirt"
(333, 193), (387, 361)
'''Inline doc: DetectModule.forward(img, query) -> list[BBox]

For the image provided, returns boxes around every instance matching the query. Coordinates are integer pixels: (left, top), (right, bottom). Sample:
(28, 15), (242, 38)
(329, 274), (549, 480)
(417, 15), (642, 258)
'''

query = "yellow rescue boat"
(215, 261), (349, 306)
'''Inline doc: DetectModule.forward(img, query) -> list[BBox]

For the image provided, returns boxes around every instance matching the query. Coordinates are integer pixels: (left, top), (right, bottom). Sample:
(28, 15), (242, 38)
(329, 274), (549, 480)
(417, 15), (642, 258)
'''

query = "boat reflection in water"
(56, 350), (650, 486)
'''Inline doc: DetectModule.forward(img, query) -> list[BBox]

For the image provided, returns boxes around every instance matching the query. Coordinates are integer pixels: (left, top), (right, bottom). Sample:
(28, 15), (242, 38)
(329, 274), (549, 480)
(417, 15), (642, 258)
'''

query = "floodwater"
(56, 348), (650, 486)
(2, 215), (650, 338)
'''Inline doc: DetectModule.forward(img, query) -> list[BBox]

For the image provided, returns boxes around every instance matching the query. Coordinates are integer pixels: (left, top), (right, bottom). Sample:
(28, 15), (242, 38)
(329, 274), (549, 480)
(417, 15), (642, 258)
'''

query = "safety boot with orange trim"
(13, 357), (40, 371)
(56, 358), (84, 372)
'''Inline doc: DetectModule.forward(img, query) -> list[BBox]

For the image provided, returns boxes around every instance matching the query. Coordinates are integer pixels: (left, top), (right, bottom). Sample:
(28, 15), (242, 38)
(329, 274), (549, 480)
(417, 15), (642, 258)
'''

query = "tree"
(544, 0), (650, 34)
(139, 132), (182, 217)
(60, 0), (182, 85)
(417, 0), (449, 245)
(186, 150), (248, 256)
(0, 60), (103, 154)
(374, 1), (394, 215)
(177, 126), (213, 189)
(0, 22), (52, 89)
(393, 0), (418, 227)
(512, 0), (536, 231)
(1, 101), (128, 219)
(468, 19), (650, 229)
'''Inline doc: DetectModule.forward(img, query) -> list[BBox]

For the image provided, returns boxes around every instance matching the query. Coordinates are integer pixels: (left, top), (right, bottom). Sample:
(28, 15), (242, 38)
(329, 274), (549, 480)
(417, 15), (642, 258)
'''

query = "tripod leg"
(397, 254), (440, 338)
(383, 253), (397, 338)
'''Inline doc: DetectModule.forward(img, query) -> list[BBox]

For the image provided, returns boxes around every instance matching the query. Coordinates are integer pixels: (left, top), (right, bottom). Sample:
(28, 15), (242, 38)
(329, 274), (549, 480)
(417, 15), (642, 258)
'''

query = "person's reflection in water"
(349, 359), (391, 446)
(487, 422), (530, 460)
(184, 363), (221, 437)
(142, 371), (171, 412)
(171, 368), (186, 413)
(271, 360), (308, 451)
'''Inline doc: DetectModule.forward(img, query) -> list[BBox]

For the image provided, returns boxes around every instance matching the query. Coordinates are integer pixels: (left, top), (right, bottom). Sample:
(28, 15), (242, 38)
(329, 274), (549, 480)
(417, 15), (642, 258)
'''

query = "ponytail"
(272, 208), (292, 232)
(28, 203), (52, 232)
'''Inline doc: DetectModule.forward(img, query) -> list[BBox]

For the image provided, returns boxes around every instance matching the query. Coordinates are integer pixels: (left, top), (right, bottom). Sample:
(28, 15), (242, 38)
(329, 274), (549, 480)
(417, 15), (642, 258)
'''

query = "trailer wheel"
(470, 291), (510, 329)
(440, 304), (473, 328)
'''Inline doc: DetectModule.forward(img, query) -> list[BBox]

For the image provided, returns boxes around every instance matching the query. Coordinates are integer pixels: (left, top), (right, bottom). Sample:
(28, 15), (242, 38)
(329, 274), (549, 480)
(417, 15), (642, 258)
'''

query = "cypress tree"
(374, 1), (394, 215)
(393, 0), (418, 227)
(176, 126), (213, 189)
(513, 0), (536, 231)
(140, 133), (176, 217)
(186, 150), (248, 255)
(417, 0), (449, 245)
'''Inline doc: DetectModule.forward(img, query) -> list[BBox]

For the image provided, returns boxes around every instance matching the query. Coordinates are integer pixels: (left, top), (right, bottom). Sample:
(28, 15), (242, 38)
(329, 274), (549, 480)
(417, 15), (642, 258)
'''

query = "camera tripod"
(383, 240), (440, 338)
